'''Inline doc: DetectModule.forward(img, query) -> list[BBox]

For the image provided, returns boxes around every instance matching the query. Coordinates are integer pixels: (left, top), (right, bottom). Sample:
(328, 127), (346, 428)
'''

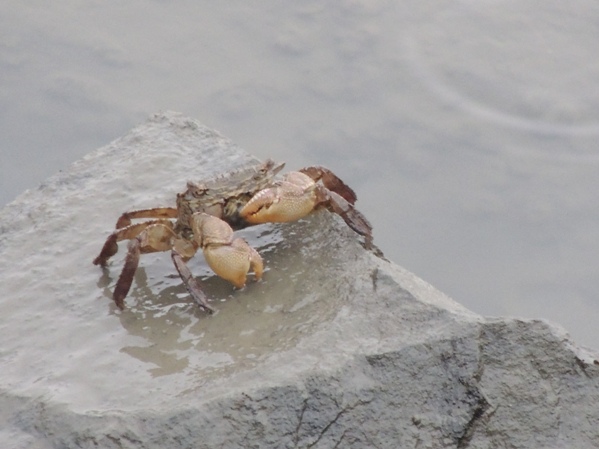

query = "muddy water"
(1, 2), (598, 348)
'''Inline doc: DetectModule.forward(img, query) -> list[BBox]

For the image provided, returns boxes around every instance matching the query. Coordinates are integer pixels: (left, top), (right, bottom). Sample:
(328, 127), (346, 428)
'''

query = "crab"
(93, 159), (372, 311)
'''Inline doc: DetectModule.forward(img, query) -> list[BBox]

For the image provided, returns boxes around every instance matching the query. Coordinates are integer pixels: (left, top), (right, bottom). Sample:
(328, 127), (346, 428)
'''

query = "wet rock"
(1, 111), (598, 448)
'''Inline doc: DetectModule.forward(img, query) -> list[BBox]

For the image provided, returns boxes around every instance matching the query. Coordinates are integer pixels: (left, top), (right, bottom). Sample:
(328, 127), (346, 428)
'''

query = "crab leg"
(110, 222), (190, 309)
(113, 237), (141, 309)
(318, 190), (373, 248)
(299, 166), (357, 204)
(115, 207), (178, 228)
(171, 251), (215, 313)
(93, 219), (176, 266)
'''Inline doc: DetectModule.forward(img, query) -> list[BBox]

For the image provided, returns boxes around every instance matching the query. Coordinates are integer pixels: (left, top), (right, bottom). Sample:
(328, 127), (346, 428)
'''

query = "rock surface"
(1, 111), (598, 448)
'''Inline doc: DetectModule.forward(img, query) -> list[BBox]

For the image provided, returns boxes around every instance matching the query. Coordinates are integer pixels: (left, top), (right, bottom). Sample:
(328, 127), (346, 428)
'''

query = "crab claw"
(192, 213), (263, 288)
(240, 174), (317, 224)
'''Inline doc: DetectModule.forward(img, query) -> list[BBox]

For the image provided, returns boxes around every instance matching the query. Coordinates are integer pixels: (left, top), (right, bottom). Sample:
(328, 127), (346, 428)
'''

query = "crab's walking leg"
(115, 207), (178, 228)
(93, 219), (174, 266)
(171, 251), (215, 313)
(320, 190), (373, 248)
(110, 222), (184, 309)
(113, 238), (141, 309)
(299, 166), (357, 204)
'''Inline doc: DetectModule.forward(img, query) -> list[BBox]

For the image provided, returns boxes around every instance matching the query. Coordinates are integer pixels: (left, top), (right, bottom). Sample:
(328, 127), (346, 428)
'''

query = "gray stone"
(1, 111), (598, 448)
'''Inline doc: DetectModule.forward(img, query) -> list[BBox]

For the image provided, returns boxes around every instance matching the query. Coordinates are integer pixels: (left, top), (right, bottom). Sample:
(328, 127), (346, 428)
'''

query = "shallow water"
(107, 218), (347, 384)
(1, 0), (598, 347)
(0, 119), (384, 414)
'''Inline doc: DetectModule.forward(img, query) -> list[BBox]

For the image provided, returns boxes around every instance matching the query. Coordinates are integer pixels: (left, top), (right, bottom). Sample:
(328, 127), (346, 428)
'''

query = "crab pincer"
(240, 170), (373, 247)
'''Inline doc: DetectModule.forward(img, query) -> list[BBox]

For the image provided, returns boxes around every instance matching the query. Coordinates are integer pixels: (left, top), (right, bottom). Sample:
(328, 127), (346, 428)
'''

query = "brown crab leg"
(93, 219), (175, 266)
(299, 166), (357, 205)
(115, 207), (178, 228)
(317, 189), (373, 249)
(113, 237), (141, 309)
(171, 251), (215, 313)
(109, 222), (183, 309)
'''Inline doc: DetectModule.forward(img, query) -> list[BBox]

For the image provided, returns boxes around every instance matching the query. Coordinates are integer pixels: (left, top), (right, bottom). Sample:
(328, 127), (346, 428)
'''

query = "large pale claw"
(192, 213), (263, 288)
(203, 239), (263, 288)
(238, 188), (280, 224)
(240, 178), (317, 224)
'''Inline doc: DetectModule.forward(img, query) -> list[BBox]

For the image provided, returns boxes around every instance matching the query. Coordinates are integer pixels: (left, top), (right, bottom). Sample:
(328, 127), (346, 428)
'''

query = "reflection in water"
(101, 213), (350, 388)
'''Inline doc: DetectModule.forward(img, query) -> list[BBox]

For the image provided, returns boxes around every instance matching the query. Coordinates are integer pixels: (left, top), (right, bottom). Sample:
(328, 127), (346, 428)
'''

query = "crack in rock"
(295, 398), (372, 448)
(455, 327), (492, 448)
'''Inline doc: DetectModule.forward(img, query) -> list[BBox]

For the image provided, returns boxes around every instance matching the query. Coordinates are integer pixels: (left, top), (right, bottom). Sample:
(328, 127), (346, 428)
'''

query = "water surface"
(1, 0), (598, 347)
